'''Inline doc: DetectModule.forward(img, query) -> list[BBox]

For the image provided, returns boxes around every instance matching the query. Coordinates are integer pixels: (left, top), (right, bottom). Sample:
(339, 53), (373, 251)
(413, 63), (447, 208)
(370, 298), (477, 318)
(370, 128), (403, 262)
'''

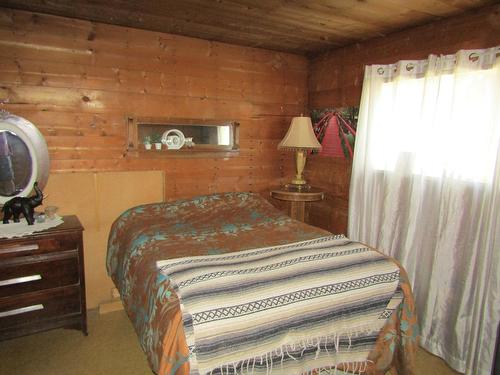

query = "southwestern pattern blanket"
(106, 192), (418, 375)
(157, 236), (402, 375)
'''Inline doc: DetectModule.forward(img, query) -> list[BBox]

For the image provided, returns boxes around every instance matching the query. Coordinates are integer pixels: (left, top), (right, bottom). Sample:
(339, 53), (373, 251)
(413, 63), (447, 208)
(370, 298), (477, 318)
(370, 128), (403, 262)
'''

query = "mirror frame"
(0, 111), (49, 204)
(126, 116), (240, 158)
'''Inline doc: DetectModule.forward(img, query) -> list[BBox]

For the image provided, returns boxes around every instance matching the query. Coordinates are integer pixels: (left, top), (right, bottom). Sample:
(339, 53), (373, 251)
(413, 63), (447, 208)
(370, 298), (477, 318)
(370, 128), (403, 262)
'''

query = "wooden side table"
(271, 187), (324, 222)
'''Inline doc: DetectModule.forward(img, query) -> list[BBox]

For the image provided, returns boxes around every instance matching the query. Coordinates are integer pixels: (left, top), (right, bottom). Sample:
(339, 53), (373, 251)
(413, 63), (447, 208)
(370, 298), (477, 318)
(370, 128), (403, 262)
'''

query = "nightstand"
(0, 215), (87, 340)
(271, 187), (324, 222)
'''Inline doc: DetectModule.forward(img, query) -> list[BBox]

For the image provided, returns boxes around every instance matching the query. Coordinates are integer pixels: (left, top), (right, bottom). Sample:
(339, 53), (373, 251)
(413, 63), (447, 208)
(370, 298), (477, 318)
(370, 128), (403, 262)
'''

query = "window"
(369, 68), (499, 182)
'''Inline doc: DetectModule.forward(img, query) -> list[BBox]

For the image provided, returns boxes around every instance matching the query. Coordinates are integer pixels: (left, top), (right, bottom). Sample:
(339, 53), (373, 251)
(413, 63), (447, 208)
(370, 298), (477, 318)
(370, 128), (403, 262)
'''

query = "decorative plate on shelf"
(161, 129), (185, 150)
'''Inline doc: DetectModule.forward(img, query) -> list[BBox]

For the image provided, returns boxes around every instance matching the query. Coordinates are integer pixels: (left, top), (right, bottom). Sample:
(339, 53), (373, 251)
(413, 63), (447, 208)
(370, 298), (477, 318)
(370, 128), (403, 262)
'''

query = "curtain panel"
(349, 47), (500, 375)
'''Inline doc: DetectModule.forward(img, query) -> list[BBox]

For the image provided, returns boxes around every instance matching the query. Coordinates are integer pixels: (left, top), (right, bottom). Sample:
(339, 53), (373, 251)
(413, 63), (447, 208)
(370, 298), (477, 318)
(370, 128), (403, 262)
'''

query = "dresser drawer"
(0, 233), (80, 260)
(0, 252), (79, 298)
(0, 286), (81, 330)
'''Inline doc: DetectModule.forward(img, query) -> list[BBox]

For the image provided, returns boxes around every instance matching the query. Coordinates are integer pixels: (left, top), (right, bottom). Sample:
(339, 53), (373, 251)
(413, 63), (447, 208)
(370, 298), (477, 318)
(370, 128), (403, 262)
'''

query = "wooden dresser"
(0, 215), (87, 340)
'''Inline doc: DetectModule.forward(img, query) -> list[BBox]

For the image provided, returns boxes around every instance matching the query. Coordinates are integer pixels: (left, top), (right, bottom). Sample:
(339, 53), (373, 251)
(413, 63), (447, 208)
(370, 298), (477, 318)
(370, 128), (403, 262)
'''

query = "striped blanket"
(157, 235), (402, 375)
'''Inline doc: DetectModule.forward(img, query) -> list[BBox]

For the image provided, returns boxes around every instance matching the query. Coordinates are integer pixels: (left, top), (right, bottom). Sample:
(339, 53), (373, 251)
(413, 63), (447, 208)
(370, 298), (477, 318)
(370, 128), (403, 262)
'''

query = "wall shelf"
(127, 116), (240, 158)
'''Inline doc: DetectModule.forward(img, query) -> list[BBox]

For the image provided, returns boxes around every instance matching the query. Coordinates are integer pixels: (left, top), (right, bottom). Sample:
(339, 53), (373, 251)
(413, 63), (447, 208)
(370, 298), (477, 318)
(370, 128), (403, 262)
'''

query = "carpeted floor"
(0, 309), (460, 375)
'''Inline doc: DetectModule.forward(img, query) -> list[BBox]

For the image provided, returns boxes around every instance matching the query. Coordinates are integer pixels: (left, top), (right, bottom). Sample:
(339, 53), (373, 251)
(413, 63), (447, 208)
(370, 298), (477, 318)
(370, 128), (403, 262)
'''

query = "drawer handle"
(0, 244), (39, 255)
(0, 274), (42, 287)
(0, 304), (44, 318)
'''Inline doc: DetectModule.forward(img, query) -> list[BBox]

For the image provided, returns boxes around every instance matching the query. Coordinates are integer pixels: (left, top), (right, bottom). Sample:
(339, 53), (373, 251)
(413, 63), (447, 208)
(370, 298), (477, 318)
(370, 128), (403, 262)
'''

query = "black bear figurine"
(2, 182), (43, 225)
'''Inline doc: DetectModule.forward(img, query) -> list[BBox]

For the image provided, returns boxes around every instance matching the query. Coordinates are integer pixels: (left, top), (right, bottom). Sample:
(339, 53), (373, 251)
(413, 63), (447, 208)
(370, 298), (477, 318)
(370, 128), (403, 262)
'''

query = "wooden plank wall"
(306, 4), (500, 235)
(0, 8), (306, 200)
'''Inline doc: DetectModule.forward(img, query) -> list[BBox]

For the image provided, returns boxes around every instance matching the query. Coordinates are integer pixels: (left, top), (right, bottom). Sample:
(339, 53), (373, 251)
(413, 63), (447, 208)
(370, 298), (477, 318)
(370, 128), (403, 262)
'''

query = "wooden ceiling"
(0, 0), (496, 56)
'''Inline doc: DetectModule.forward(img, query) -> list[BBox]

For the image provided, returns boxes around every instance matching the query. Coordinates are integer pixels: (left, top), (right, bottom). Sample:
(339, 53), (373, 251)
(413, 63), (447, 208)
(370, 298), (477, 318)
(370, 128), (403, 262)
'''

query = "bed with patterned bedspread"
(106, 192), (418, 375)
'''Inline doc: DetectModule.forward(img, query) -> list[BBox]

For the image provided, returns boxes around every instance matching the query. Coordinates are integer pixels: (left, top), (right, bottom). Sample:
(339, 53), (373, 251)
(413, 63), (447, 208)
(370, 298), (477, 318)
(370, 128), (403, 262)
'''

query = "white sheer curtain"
(348, 47), (500, 375)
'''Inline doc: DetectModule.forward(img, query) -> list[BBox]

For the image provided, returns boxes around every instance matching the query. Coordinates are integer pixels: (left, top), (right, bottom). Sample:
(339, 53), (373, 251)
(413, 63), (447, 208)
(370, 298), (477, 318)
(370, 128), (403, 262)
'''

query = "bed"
(106, 192), (418, 375)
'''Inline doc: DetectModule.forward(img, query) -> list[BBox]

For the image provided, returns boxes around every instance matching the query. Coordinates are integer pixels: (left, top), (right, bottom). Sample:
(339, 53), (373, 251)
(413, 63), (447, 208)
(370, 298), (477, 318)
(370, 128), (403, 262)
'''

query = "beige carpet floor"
(0, 310), (460, 375)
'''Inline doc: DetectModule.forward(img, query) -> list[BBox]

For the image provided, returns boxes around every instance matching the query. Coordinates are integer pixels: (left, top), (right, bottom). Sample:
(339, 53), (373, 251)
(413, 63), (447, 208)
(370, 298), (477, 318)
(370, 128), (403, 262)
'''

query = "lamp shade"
(278, 116), (322, 151)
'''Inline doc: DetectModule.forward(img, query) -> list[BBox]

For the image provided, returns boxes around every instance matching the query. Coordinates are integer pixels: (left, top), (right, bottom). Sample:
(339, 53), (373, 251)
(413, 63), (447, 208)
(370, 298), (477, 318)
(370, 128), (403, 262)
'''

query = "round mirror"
(0, 111), (49, 204)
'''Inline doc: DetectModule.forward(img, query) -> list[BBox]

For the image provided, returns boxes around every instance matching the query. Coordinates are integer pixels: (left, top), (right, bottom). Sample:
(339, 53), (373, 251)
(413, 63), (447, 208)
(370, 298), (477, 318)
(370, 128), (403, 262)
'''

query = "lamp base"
(290, 176), (307, 185)
(284, 183), (311, 192)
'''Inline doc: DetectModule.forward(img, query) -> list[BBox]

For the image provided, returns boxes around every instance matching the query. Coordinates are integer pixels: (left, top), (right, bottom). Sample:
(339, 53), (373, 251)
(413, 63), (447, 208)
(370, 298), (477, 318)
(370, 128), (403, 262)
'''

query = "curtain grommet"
(469, 52), (479, 63)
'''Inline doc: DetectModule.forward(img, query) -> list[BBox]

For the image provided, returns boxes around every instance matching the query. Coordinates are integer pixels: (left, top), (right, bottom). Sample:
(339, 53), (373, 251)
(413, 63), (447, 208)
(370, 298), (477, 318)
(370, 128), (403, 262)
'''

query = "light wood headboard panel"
(42, 170), (164, 309)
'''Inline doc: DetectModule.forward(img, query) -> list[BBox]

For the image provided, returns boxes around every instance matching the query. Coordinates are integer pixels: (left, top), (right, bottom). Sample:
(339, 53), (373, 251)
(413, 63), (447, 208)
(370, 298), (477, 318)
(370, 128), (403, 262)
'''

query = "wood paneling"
(309, 4), (500, 108)
(0, 8), (307, 200)
(306, 4), (500, 235)
(0, 0), (495, 56)
(306, 156), (351, 235)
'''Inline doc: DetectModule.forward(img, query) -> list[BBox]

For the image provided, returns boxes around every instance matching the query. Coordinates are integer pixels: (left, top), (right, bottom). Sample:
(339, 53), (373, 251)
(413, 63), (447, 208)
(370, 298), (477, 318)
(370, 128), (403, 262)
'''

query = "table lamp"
(278, 116), (322, 189)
